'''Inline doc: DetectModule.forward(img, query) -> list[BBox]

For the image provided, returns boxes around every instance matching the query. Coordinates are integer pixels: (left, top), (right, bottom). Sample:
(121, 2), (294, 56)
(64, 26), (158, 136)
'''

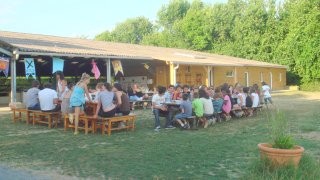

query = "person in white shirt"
(250, 88), (260, 108)
(261, 82), (273, 105)
(39, 82), (60, 112)
(152, 86), (175, 131)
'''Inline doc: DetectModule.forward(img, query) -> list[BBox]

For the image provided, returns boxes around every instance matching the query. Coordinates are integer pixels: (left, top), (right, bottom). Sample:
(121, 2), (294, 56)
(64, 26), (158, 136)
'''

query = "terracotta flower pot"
(258, 143), (304, 167)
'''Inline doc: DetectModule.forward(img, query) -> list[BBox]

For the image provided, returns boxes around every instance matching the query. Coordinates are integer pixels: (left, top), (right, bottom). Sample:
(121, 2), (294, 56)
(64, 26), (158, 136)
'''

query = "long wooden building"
(0, 31), (286, 102)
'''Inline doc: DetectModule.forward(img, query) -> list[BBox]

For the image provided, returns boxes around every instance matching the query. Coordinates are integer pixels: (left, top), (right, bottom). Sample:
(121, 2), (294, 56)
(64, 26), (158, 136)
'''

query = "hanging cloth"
(0, 57), (9, 77)
(91, 60), (101, 79)
(52, 57), (64, 73)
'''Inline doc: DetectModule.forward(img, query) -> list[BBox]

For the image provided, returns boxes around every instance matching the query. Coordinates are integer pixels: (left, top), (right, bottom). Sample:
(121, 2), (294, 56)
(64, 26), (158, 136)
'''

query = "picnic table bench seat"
(32, 111), (61, 128)
(64, 114), (97, 134)
(100, 114), (136, 136)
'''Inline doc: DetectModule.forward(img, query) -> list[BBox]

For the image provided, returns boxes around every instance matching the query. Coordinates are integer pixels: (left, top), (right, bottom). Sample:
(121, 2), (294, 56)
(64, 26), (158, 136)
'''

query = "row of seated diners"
(10, 81), (137, 136)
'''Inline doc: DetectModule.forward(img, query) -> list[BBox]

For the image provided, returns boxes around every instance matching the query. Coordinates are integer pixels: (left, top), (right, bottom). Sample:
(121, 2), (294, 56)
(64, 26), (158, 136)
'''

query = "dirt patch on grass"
(301, 132), (320, 141)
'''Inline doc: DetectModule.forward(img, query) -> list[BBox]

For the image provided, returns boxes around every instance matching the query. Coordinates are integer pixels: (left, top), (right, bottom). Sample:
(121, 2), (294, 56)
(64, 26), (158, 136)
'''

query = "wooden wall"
(154, 64), (287, 90)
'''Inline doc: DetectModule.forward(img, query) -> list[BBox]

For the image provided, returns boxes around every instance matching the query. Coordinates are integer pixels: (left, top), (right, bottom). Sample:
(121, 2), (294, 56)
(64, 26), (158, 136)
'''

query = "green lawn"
(0, 91), (320, 179)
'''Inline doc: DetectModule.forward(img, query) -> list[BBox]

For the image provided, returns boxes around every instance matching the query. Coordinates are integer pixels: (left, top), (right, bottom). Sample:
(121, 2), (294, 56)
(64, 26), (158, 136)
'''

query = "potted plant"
(258, 110), (304, 167)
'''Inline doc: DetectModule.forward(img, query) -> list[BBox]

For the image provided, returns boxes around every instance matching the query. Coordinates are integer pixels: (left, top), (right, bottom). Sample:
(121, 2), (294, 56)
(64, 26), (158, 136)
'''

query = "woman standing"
(69, 73), (91, 135)
(56, 71), (66, 99)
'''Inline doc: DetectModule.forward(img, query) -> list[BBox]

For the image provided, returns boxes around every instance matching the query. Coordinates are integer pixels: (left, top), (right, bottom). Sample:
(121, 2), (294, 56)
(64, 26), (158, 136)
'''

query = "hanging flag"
(52, 57), (64, 73)
(24, 58), (36, 79)
(112, 60), (124, 76)
(143, 63), (150, 70)
(0, 57), (9, 77)
(91, 60), (101, 79)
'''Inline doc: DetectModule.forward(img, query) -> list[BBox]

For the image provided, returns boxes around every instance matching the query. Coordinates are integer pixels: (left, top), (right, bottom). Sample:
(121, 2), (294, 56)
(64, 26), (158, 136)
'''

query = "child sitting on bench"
(174, 93), (193, 129)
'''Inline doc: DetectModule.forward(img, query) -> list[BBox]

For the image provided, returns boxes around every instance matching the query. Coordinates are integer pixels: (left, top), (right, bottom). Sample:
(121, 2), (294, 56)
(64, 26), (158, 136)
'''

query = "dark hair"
(113, 83), (123, 91)
(32, 80), (40, 87)
(168, 85), (174, 88)
(261, 81), (267, 86)
(104, 82), (112, 91)
(250, 88), (256, 94)
(183, 85), (189, 89)
(199, 89), (209, 99)
(67, 82), (74, 90)
(214, 87), (221, 93)
(193, 92), (199, 99)
(175, 85), (181, 90)
(243, 87), (249, 94)
(182, 93), (189, 100)
(44, 82), (52, 88)
(56, 71), (64, 80)
(157, 86), (166, 94)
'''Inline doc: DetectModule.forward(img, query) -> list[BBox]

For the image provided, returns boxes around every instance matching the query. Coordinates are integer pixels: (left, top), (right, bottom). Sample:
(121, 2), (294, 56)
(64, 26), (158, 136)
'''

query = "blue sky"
(0, 0), (226, 38)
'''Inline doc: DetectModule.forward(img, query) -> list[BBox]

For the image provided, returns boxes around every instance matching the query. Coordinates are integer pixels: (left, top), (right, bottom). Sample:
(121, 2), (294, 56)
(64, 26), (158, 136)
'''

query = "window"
(226, 71), (234, 77)
(279, 73), (282, 82)
(260, 72), (263, 82)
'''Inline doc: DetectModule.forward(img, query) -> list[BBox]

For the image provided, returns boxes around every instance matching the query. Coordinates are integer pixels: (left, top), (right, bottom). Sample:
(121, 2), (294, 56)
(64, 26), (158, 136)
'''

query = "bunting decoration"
(52, 57), (64, 73)
(112, 60), (124, 76)
(24, 58), (36, 79)
(0, 57), (9, 77)
(91, 60), (101, 79)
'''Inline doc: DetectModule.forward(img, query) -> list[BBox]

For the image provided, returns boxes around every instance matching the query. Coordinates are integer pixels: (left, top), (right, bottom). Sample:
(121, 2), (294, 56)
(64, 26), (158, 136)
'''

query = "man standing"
(38, 82), (60, 112)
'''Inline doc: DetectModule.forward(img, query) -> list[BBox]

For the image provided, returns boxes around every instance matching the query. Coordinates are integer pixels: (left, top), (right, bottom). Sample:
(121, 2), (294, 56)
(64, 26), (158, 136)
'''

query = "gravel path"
(0, 165), (47, 180)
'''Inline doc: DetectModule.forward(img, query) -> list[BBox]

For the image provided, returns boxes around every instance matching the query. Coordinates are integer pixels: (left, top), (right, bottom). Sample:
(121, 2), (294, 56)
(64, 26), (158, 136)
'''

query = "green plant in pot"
(258, 110), (304, 167)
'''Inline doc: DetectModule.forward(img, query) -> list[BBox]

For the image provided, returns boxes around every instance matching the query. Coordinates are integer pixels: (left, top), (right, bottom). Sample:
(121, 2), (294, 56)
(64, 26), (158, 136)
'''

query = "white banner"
(24, 58), (36, 79)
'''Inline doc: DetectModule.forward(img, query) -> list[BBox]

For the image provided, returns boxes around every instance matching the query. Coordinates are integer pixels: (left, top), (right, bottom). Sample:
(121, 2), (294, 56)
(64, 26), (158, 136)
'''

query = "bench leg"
(108, 120), (112, 136)
(48, 115), (52, 129)
(85, 118), (88, 135)
(12, 110), (15, 123)
(101, 120), (106, 135)
(33, 114), (36, 126)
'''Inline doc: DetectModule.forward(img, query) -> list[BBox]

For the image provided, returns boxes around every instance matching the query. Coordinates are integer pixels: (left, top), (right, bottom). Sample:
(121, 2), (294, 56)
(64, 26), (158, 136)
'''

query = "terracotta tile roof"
(0, 31), (286, 68)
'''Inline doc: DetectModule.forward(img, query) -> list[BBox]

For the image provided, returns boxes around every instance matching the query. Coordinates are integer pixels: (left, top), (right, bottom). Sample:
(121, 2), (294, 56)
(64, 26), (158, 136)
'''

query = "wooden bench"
(64, 114), (97, 134)
(100, 114), (136, 136)
(12, 108), (28, 123)
(32, 111), (61, 128)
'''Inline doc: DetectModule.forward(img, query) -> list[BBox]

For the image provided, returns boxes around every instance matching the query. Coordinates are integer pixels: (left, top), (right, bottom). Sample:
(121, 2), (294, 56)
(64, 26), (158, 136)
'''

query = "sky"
(0, 0), (226, 39)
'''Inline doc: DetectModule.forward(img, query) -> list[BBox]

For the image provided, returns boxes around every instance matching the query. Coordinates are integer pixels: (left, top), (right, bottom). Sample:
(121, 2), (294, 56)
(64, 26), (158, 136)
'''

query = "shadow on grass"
(242, 155), (320, 180)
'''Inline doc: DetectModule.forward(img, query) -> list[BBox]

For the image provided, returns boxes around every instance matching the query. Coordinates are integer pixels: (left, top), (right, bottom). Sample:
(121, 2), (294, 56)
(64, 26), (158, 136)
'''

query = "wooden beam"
(0, 47), (13, 56)
(16, 50), (153, 60)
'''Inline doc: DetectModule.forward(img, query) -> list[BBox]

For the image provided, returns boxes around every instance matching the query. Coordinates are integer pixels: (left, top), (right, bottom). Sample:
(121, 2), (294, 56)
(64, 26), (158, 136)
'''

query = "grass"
(0, 91), (320, 179)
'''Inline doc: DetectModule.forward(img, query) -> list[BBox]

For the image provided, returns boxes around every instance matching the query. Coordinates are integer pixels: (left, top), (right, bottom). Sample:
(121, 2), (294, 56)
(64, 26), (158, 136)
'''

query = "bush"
(286, 72), (301, 86)
(268, 110), (295, 149)
(300, 81), (320, 91)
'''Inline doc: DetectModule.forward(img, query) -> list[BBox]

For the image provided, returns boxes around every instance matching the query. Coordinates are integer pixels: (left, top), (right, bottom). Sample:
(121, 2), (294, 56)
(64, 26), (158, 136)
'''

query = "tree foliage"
(96, 0), (320, 85)
(95, 17), (153, 44)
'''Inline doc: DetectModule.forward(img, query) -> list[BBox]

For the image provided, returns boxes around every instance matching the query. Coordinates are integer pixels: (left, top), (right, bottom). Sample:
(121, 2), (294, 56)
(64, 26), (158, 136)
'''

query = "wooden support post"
(106, 58), (111, 83)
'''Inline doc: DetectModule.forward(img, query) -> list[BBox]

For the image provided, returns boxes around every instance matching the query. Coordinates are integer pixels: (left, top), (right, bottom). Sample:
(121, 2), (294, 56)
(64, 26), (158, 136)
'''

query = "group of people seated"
(151, 82), (272, 131)
(25, 71), (134, 135)
(24, 70), (272, 133)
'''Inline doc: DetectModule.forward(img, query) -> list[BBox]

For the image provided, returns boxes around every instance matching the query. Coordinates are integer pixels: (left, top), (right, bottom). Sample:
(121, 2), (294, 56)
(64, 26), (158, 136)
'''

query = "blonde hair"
(78, 73), (90, 84)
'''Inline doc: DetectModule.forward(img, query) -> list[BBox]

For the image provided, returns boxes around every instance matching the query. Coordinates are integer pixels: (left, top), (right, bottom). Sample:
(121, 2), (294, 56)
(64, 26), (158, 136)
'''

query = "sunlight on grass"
(0, 91), (319, 179)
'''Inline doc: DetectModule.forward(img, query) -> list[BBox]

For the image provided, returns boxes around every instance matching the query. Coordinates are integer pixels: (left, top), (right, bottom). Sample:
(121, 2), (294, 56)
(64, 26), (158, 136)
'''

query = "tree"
(157, 0), (190, 30)
(95, 17), (153, 44)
